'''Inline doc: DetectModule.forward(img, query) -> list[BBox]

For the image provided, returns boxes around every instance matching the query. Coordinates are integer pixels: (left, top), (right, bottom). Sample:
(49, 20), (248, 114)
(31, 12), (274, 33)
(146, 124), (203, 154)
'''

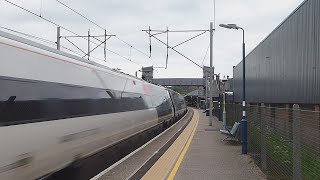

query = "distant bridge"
(151, 78), (204, 86)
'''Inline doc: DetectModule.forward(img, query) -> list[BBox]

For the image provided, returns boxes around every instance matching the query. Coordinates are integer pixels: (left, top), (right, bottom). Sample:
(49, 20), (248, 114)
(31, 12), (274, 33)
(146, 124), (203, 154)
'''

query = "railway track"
(47, 109), (193, 180)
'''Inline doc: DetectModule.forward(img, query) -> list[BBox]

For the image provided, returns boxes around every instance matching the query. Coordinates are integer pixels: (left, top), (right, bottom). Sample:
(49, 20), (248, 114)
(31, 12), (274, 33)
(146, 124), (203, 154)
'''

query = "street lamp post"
(209, 22), (214, 126)
(219, 24), (247, 154)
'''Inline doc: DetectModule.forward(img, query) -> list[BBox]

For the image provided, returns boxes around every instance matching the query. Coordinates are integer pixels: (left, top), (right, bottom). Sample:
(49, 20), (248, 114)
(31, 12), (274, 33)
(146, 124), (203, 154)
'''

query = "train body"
(0, 31), (186, 179)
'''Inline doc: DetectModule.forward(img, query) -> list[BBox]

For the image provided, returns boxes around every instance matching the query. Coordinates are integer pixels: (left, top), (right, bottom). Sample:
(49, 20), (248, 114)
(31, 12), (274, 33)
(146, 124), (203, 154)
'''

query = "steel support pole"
(209, 22), (213, 126)
(104, 29), (107, 60)
(57, 26), (60, 50)
(166, 27), (169, 69)
(88, 29), (90, 60)
(205, 71), (208, 110)
(223, 92), (227, 129)
(241, 28), (247, 154)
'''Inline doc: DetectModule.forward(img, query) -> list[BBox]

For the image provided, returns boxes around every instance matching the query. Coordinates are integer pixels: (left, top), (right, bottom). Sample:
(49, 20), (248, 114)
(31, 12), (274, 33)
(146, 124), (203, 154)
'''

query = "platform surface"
(142, 109), (266, 180)
(172, 109), (266, 180)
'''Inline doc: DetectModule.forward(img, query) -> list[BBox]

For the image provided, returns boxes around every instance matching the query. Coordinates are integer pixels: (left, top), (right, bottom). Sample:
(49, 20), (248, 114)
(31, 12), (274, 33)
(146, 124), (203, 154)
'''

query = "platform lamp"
(219, 23), (247, 154)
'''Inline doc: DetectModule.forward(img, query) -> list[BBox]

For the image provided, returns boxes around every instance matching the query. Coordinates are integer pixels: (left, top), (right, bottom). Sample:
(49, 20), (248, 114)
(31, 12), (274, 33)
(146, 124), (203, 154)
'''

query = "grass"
(248, 123), (320, 180)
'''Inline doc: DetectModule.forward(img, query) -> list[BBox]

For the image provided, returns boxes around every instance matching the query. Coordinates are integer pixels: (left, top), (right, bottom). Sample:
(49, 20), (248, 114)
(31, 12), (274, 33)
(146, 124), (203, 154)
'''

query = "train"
(0, 30), (187, 180)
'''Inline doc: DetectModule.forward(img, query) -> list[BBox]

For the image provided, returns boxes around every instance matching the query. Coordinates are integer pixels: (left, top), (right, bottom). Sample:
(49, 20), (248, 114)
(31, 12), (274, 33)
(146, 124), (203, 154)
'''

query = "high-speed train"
(0, 30), (187, 180)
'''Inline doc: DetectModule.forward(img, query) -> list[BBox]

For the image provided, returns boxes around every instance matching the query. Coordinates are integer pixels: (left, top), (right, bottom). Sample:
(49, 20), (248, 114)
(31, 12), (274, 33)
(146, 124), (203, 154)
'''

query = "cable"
(144, 29), (210, 71)
(3, 0), (82, 40)
(0, 26), (56, 45)
(62, 38), (142, 67)
(145, 31), (207, 71)
(57, 43), (116, 67)
(1, 26), (73, 53)
(61, 45), (115, 67)
(0, 26), (116, 67)
(201, 44), (210, 67)
(173, 31), (207, 48)
(55, 0), (104, 30)
(202, 30), (215, 67)
(55, 0), (152, 60)
(2, 0), (142, 67)
(64, 37), (87, 55)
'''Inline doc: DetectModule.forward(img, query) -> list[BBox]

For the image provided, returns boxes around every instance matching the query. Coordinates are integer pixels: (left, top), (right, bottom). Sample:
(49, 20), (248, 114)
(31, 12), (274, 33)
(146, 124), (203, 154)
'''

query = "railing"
(226, 103), (320, 180)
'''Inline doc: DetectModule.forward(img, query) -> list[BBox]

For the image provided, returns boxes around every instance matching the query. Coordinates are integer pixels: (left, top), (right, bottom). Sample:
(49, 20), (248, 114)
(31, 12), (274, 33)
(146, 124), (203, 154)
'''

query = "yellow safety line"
(167, 112), (199, 180)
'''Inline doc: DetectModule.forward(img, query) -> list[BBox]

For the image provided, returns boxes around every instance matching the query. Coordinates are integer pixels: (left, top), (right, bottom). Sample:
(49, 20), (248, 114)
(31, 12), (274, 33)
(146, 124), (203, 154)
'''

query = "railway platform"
(92, 109), (266, 180)
(142, 109), (266, 180)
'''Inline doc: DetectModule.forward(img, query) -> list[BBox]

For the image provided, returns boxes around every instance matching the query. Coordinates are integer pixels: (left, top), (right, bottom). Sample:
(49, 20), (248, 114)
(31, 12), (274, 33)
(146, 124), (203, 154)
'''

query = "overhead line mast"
(142, 27), (211, 71)
(143, 24), (215, 126)
(55, 0), (157, 64)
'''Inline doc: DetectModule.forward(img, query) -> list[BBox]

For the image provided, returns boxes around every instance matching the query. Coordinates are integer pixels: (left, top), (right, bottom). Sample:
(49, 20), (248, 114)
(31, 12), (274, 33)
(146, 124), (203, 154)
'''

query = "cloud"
(0, 0), (305, 78)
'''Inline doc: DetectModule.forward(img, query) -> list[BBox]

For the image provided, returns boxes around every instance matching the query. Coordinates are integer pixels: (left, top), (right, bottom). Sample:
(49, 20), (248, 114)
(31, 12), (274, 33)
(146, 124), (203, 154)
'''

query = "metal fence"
(226, 103), (320, 180)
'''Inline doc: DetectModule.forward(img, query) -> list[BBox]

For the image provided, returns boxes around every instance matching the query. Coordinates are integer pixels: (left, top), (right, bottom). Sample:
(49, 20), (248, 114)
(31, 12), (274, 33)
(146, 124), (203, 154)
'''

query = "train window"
(148, 88), (173, 117)
(143, 95), (153, 108)
(121, 92), (147, 111)
(0, 77), (149, 126)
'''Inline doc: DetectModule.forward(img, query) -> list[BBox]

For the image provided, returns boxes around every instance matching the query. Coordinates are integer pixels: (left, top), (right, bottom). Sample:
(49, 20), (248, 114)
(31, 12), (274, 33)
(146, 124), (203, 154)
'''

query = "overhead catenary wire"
(64, 37), (87, 55)
(172, 31), (207, 48)
(2, 0), (143, 67)
(145, 29), (210, 33)
(82, 36), (112, 59)
(0, 25), (56, 45)
(201, 44), (210, 67)
(145, 31), (209, 72)
(54, 0), (157, 67)
(143, 28), (212, 72)
(143, 27), (210, 69)
(3, 0), (84, 40)
(0, 26), (116, 66)
(54, 0), (155, 62)
(55, 0), (104, 30)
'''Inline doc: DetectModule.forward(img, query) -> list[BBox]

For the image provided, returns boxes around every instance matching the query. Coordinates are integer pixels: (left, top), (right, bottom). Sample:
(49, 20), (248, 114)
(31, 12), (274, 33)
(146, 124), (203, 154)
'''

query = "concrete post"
(271, 105), (275, 131)
(268, 104), (272, 128)
(289, 104), (293, 140)
(315, 105), (320, 157)
(268, 104), (276, 131)
(285, 104), (290, 138)
(260, 103), (267, 172)
(293, 104), (302, 180)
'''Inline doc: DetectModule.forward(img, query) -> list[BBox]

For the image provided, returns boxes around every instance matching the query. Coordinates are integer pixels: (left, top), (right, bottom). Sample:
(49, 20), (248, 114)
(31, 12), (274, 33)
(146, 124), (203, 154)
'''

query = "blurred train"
(0, 30), (187, 179)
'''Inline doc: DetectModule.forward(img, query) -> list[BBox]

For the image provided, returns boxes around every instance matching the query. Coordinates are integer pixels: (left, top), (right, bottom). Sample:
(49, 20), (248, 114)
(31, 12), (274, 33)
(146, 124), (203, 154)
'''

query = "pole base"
(241, 118), (247, 154)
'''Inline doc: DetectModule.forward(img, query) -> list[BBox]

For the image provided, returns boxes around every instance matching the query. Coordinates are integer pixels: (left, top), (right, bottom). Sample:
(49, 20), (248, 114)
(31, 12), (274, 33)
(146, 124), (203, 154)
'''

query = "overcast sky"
(0, 0), (305, 78)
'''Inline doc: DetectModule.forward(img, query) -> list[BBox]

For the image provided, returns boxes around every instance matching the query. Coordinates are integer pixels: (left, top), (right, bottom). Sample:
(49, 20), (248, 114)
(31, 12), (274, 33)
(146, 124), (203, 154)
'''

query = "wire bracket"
(142, 27), (210, 70)
(59, 28), (115, 60)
